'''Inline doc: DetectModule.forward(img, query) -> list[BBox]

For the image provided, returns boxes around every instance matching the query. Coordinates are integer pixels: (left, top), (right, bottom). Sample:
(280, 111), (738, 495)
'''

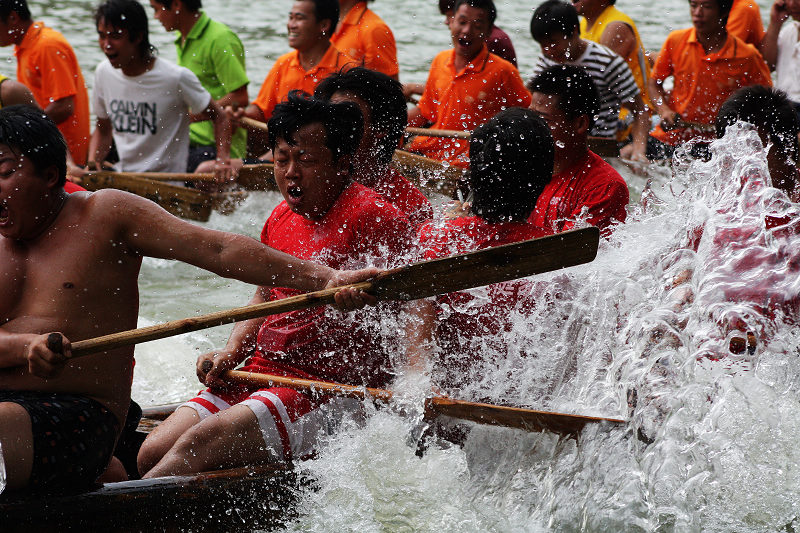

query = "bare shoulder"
(74, 188), (182, 233)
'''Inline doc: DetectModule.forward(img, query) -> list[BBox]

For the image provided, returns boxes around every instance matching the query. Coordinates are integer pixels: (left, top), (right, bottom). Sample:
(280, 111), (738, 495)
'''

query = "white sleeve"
(178, 67), (212, 115)
(92, 62), (109, 120)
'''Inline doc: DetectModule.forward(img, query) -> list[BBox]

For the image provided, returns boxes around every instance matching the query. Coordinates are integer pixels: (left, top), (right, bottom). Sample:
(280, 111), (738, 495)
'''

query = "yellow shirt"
(0, 74), (7, 109)
(580, 5), (651, 107)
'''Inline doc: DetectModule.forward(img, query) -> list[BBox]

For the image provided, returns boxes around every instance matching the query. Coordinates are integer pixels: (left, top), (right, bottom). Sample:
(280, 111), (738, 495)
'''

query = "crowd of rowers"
(2, 0), (800, 496)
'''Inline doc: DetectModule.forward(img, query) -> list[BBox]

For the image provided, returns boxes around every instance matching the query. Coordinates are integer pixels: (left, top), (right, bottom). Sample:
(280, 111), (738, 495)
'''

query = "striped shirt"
(533, 41), (640, 138)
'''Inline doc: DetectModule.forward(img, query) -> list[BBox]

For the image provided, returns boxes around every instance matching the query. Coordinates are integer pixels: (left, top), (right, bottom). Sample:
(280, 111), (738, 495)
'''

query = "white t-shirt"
(93, 57), (211, 172)
(775, 21), (800, 103)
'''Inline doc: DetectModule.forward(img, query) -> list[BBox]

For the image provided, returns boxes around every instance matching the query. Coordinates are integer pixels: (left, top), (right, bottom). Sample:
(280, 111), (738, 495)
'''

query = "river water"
(14, 1), (800, 531)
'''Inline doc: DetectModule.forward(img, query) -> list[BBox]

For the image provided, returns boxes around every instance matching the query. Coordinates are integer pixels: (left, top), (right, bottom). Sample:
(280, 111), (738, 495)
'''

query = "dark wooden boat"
(0, 403), (305, 532)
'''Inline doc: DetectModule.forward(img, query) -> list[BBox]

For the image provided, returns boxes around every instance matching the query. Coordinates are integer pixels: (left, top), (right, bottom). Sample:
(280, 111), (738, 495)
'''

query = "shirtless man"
(0, 105), (374, 492)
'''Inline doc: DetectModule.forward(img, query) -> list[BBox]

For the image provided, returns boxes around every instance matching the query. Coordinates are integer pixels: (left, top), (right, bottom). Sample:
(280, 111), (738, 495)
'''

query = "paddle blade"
(426, 397), (624, 435)
(372, 226), (600, 301)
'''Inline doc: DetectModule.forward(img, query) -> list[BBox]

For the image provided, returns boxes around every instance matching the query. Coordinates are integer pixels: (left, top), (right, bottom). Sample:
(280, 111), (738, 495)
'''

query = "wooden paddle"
(58, 227), (599, 359)
(86, 170), (218, 182)
(221, 370), (624, 435)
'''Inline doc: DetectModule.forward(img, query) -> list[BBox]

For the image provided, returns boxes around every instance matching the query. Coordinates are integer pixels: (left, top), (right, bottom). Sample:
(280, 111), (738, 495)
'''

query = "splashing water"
(0, 442), (6, 495)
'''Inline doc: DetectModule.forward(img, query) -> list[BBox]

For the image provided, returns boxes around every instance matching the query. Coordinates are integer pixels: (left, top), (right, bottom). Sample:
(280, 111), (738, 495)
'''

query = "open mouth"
(457, 37), (472, 48)
(0, 203), (9, 225)
(287, 185), (302, 199)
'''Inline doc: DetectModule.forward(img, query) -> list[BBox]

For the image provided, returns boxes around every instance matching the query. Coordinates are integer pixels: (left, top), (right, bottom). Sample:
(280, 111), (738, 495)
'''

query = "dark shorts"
(187, 144), (216, 172)
(0, 391), (120, 492)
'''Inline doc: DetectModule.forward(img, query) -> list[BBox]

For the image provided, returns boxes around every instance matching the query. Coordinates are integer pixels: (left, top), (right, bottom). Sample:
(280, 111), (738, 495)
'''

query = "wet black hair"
(716, 85), (800, 162)
(0, 0), (30, 21)
(306, 0), (339, 36)
(528, 64), (601, 128)
(469, 108), (554, 223)
(453, 0), (497, 25)
(438, 0), (454, 14)
(530, 0), (579, 42)
(153, 0), (202, 11)
(95, 0), (155, 60)
(314, 67), (406, 166)
(268, 90), (363, 163)
(0, 105), (67, 186)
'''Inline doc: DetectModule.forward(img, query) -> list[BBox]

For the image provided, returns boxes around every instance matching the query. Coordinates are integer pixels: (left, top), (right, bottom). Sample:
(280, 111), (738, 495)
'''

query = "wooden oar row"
(51, 228), (620, 435)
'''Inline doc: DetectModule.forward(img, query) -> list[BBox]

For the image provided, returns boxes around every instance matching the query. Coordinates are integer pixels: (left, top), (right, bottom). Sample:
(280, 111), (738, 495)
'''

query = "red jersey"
(252, 182), (413, 388)
(418, 216), (551, 385)
(369, 168), (432, 229)
(528, 151), (628, 235)
(64, 181), (86, 193)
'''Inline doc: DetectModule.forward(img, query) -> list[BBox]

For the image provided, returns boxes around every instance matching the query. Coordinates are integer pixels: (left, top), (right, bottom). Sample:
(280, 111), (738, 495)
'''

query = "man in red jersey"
(527, 65), (629, 235)
(315, 67), (432, 229)
(406, 108), (554, 391)
(405, 0), (530, 168)
(139, 92), (414, 477)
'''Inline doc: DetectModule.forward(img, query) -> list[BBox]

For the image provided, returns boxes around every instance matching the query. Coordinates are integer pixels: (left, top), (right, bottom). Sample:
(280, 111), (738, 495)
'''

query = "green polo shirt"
(176, 12), (249, 158)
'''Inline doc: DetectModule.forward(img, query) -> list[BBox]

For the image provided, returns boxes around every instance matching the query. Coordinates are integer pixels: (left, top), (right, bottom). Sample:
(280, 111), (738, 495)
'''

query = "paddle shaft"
(86, 170), (218, 182)
(64, 227), (599, 359)
(243, 117), (470, 141)
(222, 370), (624, 435)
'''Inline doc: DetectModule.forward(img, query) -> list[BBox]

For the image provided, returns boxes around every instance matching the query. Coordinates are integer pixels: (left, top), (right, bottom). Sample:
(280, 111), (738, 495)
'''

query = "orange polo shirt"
(408, 45), (531, 167)
(331, 2), (398, 78)
(727, 0), (766, 48)
(15, 22), (90, 165)
(252, 44), (356, 121)
(650, 28), (771, 145)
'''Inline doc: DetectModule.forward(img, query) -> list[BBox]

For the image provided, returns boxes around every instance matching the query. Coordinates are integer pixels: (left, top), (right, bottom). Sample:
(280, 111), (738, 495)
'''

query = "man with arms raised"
(0, 0), (90, 169)
(331, 0), (398, 79)
(406, 0), (530, 168)
(315, 67), (432, 228)
(238, 0), (353, 157)
(528, 65), (629, 235)
(530, 0), (649, 162)
(138, 92), (413, 477)
(0, 105), (375, 492)
(148, 0), (250, 171)
(89, 0), (232, 180)
(648, 0), (771, 159)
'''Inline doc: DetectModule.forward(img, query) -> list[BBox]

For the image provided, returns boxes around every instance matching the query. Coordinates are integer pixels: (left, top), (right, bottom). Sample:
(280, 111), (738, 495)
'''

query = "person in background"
(331, 0), (398, 79)
(138, 92), (413, 478)
(530, 0), (649, 162)
(149, 0), (250, 171)
(0, 0), (90, 171)
(89, 0), (232, 181)
(406, 0), (530, 168)
(648, 0), (771, 159)
(760, 0), (800, 120)
(528, 65), (629, 235)
(315, 67), (433, 228)
(727, 0), (766, 47)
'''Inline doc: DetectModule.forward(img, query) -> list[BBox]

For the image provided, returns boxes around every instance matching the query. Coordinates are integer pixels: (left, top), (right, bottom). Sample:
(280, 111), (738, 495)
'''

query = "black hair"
(0, 105), (67, 186)
(453, 0), (497, 25)
(268, 90), (363, 163)
(528, 64), (601, 128)
(314, 67), (406, 166)
(716, 85), (800, 162)
(469, 108), (554, 223)
(530, 0), (579, 42)
(0, 0), (30, 21)
(153, 0), (202, 11)
(95, 0), (155, 60)
(438, 0), (454, 15)
(307, 0), (339, 36)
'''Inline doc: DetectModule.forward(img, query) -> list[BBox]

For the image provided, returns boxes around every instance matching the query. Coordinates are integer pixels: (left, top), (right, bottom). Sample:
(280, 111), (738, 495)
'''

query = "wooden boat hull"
(0, 464), (305, 532)
(82, 172), (214, 222)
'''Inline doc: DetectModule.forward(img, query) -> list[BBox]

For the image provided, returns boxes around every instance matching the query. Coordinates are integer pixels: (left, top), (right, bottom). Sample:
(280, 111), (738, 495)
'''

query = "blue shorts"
(0, 391), (120, 492)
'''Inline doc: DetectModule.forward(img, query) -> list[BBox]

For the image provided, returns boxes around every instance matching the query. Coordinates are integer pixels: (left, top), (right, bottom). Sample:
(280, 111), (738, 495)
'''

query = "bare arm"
(647, 76), (678, 129)
(403, 299), (436, 376)
(44, 95), (75, 125)
(599, 21), (637, 62)
(0, 330), (70, 378)
(760, 1), (790, 70)
(88, 117), (114, 169)
(407, 105), (427, 127)
(621, 93), (650, 162)
(192, 99), (233, 181)
(216, 84), (249, 109)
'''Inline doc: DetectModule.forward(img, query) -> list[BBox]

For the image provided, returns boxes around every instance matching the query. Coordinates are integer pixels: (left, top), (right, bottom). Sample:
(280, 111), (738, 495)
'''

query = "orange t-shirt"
(252, 44), (356, 121)
(408, 45), (531, 167)
(331, 2), (398, 77)
(15, 22), (90, 165)
(650, 28), (771, 145)
(727, 0), (766, 48)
